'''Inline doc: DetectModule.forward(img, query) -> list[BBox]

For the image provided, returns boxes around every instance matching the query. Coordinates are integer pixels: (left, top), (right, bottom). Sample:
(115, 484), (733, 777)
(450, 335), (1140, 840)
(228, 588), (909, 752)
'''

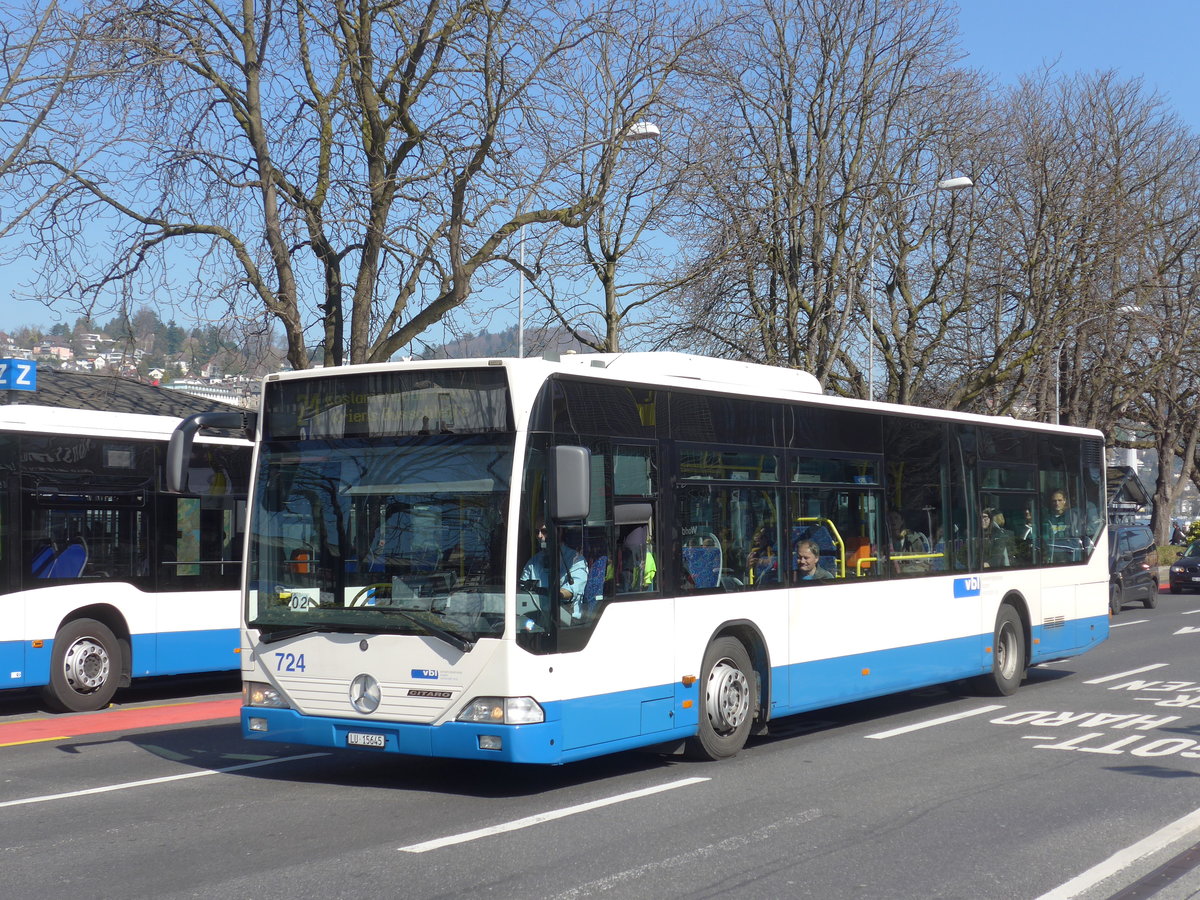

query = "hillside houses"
(0, 328), (263, 409)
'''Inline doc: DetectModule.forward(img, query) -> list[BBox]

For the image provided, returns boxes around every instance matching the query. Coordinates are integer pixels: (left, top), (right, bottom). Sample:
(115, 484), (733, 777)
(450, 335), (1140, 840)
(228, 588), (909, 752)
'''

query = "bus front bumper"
(241, 706), (566, 764)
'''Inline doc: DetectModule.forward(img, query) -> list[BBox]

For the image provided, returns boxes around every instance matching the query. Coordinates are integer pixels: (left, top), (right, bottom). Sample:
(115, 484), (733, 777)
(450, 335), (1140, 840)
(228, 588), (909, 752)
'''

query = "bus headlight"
(456, 696), (544, 725)
(244, 681), (290, 709)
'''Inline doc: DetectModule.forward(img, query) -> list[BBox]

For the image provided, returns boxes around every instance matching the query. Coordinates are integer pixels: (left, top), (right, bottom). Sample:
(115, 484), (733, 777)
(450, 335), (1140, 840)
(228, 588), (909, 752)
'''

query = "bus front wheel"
(685, 636), (756, 761)
(41, 618), (121, 713)
(975, 605), (1025, 697)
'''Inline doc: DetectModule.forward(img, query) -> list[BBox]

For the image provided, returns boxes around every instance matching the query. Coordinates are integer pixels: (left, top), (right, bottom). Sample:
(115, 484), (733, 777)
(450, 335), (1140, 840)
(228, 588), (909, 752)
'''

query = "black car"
(1169, 539), (1200, 594)
(1109, 524), (1159, 615)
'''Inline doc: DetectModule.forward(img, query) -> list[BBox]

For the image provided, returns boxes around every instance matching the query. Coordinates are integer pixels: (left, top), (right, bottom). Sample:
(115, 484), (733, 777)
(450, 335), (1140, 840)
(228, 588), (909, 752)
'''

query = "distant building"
(162, 377), (255, 409)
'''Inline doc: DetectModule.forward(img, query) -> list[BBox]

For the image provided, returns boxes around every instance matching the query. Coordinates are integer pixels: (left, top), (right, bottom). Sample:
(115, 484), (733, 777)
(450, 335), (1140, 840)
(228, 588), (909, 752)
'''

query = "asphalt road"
(5, 592), (1200, 900)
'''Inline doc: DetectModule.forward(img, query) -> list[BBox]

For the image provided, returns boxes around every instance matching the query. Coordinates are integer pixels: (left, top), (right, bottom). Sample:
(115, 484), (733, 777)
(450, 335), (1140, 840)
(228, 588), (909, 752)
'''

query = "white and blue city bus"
(171, 353), (1108, 763)
(1, 371), (251, 711)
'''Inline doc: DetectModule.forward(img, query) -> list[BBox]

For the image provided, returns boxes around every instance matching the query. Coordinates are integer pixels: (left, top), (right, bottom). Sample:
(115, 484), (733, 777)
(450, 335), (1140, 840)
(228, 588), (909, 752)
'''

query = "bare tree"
(514, 0), (719, 353)
(22, 0), (677, 369)
(661, 0), (974, 391)
(976, 71), (1198, 425)
(0, 1), (86, 241)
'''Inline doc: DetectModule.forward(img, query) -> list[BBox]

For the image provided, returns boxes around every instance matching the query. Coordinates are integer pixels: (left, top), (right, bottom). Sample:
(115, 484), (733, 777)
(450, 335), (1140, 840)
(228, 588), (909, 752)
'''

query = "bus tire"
(41, 618), (121, 713)
(974, 605), (1025, 697)
(685, 636), (756, 761)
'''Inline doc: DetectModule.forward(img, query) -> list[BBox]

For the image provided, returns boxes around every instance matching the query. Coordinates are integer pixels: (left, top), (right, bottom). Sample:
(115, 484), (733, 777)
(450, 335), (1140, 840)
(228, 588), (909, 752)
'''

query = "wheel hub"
(996, 623), (1017, 680)
(704, 658), (750, 734)
(63, 638), (110, 693)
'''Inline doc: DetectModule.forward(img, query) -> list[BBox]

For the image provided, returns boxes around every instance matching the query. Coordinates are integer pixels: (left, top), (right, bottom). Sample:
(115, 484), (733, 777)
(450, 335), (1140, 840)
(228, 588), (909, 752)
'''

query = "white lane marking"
(1036, 804), (1200, 899)
(1181, 609), (1200, 615)
(1175, 626), (1200, 635)
(1110, 619), (1148, 628)
(1084, 664), (1169, 684)
(864, 705), (1005, 740)
(0, 753), (328, 808)
(398, 776), (710, 853)
(548, 808), (823, 898)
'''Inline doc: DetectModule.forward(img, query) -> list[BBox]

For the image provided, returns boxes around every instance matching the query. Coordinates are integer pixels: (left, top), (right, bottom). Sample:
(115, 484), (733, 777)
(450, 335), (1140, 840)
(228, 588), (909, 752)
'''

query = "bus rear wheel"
(685, 636), (756, 761)
(974, 605), (1025, 697)
(41, 618), (121, 713)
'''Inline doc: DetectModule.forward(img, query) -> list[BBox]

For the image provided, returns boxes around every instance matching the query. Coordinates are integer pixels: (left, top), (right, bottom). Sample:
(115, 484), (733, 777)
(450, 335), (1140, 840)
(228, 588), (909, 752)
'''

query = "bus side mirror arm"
(166, 411), (256, 493)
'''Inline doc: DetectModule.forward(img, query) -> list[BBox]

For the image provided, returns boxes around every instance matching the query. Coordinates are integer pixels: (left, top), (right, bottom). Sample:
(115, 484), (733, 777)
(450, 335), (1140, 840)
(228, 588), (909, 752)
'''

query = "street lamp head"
(623, 121), (661, 142)
(936, 176), (974, 192)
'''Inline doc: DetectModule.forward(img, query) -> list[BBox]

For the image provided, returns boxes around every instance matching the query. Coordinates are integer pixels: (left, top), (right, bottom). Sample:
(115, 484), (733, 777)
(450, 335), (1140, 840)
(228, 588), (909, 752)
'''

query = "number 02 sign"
(0, 359), (36, 391)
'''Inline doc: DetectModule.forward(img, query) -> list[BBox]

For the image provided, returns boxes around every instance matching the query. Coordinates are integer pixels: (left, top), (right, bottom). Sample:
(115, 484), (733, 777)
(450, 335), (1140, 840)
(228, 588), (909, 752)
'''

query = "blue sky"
(955, 0), (1200, 129)
(4, 1), (1199, 336)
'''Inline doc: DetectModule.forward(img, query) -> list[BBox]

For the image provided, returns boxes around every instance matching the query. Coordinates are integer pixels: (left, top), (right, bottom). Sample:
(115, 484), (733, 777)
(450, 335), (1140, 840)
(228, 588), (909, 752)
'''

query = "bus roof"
(263, 351), (1104, 440)
(0, 369), (248, 442)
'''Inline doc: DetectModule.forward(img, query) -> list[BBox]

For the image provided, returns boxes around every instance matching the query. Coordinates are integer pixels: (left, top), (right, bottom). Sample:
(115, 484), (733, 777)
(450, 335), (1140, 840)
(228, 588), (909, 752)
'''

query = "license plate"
(1192, 576), (1200, 583)
(347, 732), (386, 748)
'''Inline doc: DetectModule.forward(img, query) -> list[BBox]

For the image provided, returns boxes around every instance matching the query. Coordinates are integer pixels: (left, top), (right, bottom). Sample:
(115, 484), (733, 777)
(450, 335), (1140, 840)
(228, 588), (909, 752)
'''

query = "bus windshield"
(248, 434), (513, 643)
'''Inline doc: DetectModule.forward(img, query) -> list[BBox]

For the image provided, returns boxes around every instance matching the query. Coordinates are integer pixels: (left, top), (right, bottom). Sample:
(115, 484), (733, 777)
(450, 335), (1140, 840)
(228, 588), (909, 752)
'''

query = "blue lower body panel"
(242, 616), (1106, 764)
(242, 706), (696, 765)
(130, 628), (241, 678)
(2, 628), (240, 690)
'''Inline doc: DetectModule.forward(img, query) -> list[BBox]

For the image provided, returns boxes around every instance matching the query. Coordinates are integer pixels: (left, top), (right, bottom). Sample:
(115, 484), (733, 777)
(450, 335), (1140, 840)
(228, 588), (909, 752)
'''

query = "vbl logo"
(954, 576), (981, 598)
(411, 668), (438, 680)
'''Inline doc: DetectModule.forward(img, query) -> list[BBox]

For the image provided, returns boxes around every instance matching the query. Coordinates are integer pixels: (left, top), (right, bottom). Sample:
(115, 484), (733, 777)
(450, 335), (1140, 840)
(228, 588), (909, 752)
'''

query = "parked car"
(1109, 524), (1159, 614)
(1169, 539), (1200, 595)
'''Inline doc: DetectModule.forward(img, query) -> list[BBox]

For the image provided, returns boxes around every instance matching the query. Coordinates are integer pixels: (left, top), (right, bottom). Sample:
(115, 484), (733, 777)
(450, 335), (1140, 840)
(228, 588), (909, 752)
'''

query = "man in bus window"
(1042, 489), (1083, 563)
(521, 523), (588, 605)
(794, 539), (833, 582)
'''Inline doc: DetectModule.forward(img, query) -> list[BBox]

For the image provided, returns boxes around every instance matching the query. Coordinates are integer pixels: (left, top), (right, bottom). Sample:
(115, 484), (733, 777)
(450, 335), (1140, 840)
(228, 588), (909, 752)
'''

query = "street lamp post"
(865, 176), (973, 401)
(516, 121), (661, 358)
(1052, 305), (1142, 425)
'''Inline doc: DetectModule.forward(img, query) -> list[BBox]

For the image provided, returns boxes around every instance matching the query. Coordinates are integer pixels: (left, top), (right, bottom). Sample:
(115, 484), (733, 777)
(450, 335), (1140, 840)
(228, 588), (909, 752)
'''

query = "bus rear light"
(457, 696), (544, 725)
(244, 681), (289, 709)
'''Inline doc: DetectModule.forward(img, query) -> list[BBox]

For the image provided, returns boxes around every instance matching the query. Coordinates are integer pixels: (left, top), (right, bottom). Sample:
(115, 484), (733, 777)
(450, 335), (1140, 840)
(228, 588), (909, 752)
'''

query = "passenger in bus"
(794, 539), (833, 582)
(1042, 489), (1083, 562)
(747, 526), (779, 586)
(619, 522), (657, 592)
(520, 523), (588, 604)
(888, 510), (931, 573)
(1018, 508), (1035, 542)
(981, 508), (1014, 568)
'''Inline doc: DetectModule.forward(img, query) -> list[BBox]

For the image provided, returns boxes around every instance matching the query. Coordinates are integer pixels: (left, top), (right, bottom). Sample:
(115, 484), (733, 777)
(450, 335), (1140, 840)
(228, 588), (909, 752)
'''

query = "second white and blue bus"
(2, 382), (251, 711)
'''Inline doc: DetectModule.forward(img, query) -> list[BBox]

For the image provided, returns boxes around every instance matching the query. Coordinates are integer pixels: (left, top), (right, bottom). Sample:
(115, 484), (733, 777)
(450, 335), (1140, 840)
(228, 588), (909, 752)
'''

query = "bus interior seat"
(45, 540), (88, 578)
(845, 536), (873, 576)
(582, 556), (608, 610)
(683, 533), (722, 589)
(31, 544), (56, 577)
(288, 547), (312, 574)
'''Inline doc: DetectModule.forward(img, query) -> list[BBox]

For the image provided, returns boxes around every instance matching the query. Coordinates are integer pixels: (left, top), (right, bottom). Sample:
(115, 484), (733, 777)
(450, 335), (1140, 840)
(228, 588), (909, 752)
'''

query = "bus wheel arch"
(41, 607), (131, 713)
(973, 596), (1028, 697)
(685, 623), (768, 761)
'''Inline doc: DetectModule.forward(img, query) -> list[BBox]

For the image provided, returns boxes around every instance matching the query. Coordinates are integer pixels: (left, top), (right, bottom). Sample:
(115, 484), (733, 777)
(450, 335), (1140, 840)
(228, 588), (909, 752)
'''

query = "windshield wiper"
(256, 623), (367, 645)
(373, 608), (475, 653)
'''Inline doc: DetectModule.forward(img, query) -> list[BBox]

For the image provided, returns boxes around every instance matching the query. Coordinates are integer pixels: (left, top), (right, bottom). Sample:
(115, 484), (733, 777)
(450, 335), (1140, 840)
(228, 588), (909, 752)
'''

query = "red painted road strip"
(0, 698), (241, 746)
